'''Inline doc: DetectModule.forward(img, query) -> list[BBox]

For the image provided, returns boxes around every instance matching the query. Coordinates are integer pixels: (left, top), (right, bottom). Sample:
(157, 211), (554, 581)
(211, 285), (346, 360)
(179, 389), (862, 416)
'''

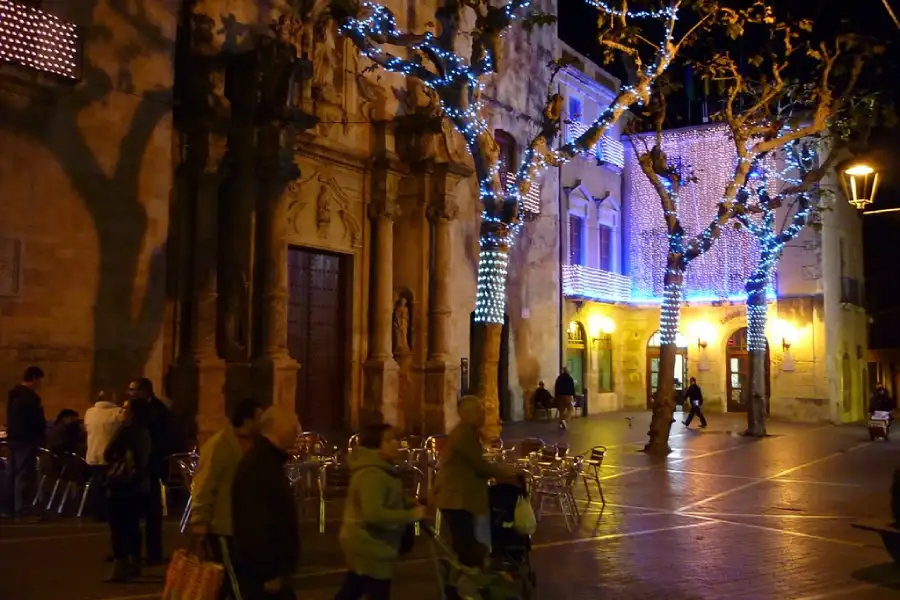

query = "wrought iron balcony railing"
(563, 264), (632, 303)
(0, 0), (81, 80)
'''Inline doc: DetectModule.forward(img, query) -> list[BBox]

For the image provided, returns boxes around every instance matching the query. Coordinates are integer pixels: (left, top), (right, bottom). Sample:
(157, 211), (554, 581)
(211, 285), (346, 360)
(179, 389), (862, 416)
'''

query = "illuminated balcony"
(501, 172), (542, 215)
(0, 0), (81, 80)
(563, 264), (631, 303)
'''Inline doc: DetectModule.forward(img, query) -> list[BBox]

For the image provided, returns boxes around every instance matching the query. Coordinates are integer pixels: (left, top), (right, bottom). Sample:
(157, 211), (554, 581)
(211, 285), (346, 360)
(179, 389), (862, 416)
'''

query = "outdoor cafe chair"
(55, 453), (93, 517)
(578, 445), (607, 505)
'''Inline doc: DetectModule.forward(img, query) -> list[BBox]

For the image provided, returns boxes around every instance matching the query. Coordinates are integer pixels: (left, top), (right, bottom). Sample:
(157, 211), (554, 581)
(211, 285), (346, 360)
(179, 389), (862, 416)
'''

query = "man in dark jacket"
(126, 378), (171, 564)
(554, 367), (576, 430)
(5, 366), (46, 517)
(682, 377), (708, 429)
(232, 405), (300, 599)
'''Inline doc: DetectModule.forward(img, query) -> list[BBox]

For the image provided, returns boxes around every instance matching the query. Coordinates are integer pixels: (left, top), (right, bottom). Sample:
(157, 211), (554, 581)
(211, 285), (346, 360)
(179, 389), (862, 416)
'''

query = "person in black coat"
(47, 409), (85, 456)
(5, 366), (46, 517)
(554, 368), (576, 429)
(231, 406), (300, 600)
(126, 377), (171, 564)
(682, 377), (708, 428)
(103, 399), (151, 582)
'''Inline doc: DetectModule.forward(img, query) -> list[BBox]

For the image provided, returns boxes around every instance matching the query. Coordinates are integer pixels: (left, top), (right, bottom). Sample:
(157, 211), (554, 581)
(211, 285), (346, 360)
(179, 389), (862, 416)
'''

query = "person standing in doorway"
(5, 366), (47, 519)
(682, 377), (708, 429)
(554, 367), (576, 430)
(126, 378), (172, 565)
(190, 397), (264, 599)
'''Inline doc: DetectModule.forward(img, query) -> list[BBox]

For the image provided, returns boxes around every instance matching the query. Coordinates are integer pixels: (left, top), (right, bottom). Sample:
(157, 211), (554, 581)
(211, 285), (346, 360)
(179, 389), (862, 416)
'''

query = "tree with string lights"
(329, 0), (708, 438)
(631, 3), (880, 452)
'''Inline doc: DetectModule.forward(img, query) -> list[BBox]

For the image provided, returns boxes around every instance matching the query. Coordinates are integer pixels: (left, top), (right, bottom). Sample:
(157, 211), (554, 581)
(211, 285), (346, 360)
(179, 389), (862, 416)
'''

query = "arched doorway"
(646, 331), (688, 410)
(566, 321), (586, 395)
(725, 327), (770, 413)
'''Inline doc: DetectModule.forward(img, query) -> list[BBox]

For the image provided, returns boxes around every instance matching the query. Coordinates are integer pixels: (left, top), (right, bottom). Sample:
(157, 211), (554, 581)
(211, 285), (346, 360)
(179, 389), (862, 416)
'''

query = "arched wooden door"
(725, 327), (770, 413)
(566, 322), (586, 395)
(646, 331), (688, 410)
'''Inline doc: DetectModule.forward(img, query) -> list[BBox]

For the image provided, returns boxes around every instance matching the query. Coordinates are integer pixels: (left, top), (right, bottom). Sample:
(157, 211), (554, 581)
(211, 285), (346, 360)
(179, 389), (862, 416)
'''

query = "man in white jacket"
(83, 392), (121, 520)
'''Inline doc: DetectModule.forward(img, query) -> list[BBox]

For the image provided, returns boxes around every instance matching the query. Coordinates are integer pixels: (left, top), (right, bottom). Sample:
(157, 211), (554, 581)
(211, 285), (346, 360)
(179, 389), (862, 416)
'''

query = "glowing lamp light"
(838, 160), (880, 211)
(690, 321), (716, 349)
(599, 316), (616, 334)
(774, 319), (798, 350)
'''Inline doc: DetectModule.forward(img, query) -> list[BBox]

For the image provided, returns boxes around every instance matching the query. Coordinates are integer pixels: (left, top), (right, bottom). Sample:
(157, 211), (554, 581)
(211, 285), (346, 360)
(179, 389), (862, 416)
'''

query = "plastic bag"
(513, 496), (537, 536)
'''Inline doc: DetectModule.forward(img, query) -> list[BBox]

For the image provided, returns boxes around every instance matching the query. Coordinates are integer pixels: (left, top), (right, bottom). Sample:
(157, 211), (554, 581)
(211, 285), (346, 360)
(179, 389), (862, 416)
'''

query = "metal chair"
(504, 438), (545, 466)
(579, 445), (607, 505)
(166, 453), (198, 533)
(34, 448), (66, 510)
(533, 463), (581, 531)
(55, 453), (93, 516)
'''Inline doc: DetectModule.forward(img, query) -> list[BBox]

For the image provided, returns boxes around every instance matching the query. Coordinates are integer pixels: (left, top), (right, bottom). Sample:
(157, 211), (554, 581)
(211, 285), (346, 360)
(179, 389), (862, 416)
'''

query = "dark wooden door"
(287, 247), (349, 433)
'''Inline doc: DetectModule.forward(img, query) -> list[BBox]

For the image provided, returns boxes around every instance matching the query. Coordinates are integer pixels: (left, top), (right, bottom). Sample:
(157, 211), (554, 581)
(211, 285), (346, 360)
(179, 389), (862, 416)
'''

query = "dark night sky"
(558, 0), (900, 348)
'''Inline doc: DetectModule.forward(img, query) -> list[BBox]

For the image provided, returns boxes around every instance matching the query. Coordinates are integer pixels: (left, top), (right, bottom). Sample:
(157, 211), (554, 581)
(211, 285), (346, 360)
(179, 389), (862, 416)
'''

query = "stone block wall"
(0, 1), (176, 421)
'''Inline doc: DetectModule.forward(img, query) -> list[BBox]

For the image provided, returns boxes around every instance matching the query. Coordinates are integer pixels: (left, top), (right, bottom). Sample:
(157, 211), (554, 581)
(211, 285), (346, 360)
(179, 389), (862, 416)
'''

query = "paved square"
(3, 412), (900, 599)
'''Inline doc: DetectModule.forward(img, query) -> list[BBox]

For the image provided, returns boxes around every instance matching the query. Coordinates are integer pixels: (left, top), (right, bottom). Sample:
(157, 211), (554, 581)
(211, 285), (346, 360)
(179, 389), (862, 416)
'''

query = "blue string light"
(339, 1), (680, 325)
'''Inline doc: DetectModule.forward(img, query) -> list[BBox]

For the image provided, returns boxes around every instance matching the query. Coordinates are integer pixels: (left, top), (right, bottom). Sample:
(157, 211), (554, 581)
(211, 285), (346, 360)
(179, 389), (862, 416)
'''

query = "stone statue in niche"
(222, 269), (249, 358)
(392, 297), (411, 355)
(316, 184), (332, 236)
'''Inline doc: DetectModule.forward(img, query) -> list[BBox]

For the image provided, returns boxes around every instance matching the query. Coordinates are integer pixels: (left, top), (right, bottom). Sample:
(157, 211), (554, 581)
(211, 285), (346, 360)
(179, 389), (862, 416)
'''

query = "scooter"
(869, 410), (892, 441)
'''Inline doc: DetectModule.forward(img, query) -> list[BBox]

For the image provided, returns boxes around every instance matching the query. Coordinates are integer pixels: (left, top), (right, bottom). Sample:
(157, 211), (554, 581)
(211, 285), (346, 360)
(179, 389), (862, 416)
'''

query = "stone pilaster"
(251, 122), (300, 412)
(175, 132), (228, 440)
(363, 167), (402, 428)
(423, 165), (462, 434)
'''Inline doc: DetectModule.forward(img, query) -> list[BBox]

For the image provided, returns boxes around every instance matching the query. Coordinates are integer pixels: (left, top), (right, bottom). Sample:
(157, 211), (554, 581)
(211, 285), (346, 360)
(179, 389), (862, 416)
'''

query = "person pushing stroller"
(432, 395), (517, 569)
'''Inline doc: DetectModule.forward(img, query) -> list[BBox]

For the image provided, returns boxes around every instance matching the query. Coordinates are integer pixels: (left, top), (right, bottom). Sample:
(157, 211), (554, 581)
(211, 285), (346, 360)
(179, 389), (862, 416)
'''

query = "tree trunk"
(472, 232), (509, 441)
(745, 267), (770, 437)
(477, 322), (503, 440)
(645, 270), (684, 454)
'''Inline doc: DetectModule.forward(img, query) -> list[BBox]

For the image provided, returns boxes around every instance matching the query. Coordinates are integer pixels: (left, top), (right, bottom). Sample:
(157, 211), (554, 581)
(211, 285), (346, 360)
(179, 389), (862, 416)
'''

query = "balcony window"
(569, 214), (584, 265)
(599, 225), (612, 272)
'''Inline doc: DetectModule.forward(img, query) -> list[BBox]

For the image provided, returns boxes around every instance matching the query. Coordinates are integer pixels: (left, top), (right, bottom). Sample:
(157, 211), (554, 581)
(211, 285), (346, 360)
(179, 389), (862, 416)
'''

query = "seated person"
(870, 383), (896, 417)
(47, 409), (85, 456)
(530, 382), (553, 419)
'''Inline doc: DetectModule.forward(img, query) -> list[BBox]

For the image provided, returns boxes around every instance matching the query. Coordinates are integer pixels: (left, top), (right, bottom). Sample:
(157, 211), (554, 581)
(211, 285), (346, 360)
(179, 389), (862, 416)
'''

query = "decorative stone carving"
(392, 297), (411, 355)
(286, 168), (363, 246)
(316, 184), (333, 235)
(397, 78), (467, 164)
(426, 195), (460, 223)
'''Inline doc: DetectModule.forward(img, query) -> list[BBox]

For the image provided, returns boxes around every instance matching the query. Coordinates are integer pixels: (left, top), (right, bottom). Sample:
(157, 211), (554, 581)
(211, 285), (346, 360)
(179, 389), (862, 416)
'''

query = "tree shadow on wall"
(0, 0), (176, 394)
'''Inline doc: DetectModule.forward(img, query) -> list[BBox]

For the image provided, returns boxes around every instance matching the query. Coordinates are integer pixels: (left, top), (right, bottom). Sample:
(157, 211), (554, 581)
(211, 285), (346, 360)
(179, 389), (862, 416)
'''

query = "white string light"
(340, 1), (679, 325)
(0, 0), (79, 79)
(626, 124), (772, 302)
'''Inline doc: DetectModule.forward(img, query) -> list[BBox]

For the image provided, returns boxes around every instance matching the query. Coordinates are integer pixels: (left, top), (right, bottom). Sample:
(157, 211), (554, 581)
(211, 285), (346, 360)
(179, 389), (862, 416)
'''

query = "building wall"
(0, 1), (176, 421)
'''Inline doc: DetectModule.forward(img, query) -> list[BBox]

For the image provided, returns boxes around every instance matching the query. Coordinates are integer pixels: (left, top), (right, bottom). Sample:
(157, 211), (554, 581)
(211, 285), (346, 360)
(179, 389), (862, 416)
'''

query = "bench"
(852, 520), (900, 562)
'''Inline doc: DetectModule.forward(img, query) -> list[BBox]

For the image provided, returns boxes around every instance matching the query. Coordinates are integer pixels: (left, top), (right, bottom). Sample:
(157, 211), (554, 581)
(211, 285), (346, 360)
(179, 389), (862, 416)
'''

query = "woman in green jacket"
(336, 424), (426, 600)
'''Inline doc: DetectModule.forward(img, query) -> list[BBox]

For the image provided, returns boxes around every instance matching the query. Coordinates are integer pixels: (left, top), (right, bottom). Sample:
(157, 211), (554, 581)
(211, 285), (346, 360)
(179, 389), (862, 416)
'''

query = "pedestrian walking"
(84, 391), (122, 521)
(433, 395), (515, 568)
(126, 378), (172, 565)
(335, 423), (427, 600)
(190, 398), (263, 599)
(231, 406), (300, 600)
(104, 399), (151, 582)
(682, 377), (708, 429)
(5, 366), (47, 519)
(554, 367), (576, 430)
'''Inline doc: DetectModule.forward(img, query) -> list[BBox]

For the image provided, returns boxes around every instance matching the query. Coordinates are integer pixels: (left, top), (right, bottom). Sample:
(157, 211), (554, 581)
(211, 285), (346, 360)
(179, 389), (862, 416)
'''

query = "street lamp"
(838, 160), (880, 211)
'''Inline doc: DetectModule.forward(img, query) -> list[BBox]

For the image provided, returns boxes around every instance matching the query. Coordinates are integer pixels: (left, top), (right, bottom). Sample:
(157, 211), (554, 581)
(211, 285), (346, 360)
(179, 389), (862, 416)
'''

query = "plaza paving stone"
(3, 412), (900, 599)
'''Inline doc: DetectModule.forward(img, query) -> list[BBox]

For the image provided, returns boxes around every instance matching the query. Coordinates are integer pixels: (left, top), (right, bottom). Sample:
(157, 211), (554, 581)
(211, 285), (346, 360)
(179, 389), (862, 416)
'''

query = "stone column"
(252, 123), (300, 412)
(424, 166), (462, 434)
(363, 168), (402, 428)
(175, 132), (229, 441)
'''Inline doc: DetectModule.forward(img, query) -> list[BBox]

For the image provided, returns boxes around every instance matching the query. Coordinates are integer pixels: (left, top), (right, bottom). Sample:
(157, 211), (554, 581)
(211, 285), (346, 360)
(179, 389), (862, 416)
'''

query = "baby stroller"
(869, 410), (892, 441)
(427, 481), (536, 600)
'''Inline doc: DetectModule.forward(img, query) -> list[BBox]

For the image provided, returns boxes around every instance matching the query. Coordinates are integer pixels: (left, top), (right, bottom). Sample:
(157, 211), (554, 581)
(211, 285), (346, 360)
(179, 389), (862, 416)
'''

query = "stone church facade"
(0, 0), (562, 436)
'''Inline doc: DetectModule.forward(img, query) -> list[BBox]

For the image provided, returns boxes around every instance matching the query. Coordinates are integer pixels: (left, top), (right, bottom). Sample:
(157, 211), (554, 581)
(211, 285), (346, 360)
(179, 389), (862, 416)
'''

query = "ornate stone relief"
(286, 167), (362, 247)
(396, 78), (468, 165)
